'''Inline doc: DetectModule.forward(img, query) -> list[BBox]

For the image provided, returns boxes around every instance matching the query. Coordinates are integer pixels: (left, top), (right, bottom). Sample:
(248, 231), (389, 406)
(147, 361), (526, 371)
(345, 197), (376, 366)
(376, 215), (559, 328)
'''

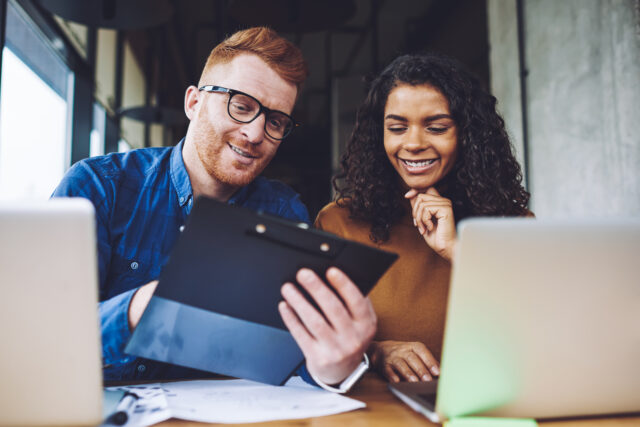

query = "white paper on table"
(107, 376), (365, 425)
(165, 376), (365, 423)
(104, 384), (171, 427)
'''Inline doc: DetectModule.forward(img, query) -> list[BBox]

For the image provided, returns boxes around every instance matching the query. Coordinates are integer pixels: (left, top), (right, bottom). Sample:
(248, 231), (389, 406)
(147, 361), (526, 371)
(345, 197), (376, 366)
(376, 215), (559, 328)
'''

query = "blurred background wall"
(489, 0), (640, 218)
(0, 0), (638, 219)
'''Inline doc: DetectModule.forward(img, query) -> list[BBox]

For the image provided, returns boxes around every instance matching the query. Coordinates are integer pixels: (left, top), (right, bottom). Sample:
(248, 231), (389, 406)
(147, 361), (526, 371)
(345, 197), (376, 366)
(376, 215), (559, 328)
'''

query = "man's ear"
(184, 86), (199, 121)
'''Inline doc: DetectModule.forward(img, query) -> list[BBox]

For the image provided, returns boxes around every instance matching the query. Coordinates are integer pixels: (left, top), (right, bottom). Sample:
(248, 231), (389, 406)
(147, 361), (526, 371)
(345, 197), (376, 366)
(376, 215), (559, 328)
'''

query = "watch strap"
(309, 353), (370, 394)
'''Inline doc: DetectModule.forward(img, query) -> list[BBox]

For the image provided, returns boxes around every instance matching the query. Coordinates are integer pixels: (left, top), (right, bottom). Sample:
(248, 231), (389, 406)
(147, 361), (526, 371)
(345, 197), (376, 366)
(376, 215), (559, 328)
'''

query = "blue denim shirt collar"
(228, 182), (251, 206)
(170, 137), (253, 208)
(169, 138), (193, 209)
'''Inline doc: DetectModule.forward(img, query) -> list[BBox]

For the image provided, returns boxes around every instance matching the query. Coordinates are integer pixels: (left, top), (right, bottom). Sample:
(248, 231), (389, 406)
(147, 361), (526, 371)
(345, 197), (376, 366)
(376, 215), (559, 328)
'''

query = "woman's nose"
(403, 127), (428, 151)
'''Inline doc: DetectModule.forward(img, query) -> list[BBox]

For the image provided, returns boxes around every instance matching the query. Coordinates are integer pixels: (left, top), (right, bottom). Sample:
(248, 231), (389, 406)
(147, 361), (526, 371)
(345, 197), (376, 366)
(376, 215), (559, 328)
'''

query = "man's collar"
(170, 138), (193, 207)
(227, 180), (253, 206)
(170, 138), (256, 208)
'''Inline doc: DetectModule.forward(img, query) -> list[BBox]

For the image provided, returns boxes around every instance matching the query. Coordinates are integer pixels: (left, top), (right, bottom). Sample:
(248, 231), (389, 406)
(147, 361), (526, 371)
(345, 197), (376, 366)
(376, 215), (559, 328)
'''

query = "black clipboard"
(125, 196), (397, 385)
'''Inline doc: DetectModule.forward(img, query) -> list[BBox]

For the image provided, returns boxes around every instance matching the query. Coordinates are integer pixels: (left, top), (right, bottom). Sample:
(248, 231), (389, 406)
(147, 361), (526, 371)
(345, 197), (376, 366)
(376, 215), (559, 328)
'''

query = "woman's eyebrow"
(385, 113), (454, 121)
(425, 114), (454, 121)
(384, 114), (407, 121)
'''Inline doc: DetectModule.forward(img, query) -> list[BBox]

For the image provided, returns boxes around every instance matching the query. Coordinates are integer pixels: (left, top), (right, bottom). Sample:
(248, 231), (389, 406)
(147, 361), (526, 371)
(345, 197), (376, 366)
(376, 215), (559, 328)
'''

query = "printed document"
(105, 376), (365, 426)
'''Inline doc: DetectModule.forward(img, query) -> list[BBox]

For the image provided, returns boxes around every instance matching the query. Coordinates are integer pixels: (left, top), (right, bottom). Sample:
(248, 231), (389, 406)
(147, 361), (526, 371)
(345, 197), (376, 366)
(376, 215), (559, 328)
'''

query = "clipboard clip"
(247, 222), (344, 258)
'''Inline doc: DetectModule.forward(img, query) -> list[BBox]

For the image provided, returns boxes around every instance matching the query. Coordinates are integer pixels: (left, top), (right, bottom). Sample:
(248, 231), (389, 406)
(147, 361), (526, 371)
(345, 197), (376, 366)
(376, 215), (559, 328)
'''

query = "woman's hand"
(405, 187), (457, 262)
(369, 340), (440, 383)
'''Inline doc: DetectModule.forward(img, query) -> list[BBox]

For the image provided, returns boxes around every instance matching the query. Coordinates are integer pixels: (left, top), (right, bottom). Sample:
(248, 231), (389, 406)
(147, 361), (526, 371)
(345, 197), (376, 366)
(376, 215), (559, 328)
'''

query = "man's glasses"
(198, 85), (297, 141)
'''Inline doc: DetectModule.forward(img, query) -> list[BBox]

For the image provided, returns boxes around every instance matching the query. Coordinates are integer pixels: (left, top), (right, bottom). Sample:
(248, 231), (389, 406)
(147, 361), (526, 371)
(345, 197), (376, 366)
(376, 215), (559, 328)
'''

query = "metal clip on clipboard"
(247, 219), (345, 259)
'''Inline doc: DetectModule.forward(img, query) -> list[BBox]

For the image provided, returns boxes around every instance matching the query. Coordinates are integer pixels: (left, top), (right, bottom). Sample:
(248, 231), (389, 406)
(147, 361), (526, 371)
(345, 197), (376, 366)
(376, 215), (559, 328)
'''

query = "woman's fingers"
(415, 200), (449, 235)
(371, 340), (440, 383)
(410, 192), (449, 225)
(425, 186), (441, 197)
(413, 343), (440, 377)
(406, 351), (432, 381)
(384, 364), (401, 383)
(390, 359), (419, 382)
(404, 188), (418, 199)
(405, 189), (457, 261)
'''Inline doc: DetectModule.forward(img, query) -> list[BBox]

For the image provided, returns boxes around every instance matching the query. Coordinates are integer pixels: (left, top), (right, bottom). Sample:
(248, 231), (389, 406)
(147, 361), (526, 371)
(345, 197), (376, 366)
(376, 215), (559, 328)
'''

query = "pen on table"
(107, 391), (139, 425)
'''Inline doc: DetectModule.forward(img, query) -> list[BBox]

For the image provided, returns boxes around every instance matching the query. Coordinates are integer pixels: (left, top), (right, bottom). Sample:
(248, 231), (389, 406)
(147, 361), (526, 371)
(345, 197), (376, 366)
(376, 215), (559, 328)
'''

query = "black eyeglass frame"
(198, 85), (298, 140)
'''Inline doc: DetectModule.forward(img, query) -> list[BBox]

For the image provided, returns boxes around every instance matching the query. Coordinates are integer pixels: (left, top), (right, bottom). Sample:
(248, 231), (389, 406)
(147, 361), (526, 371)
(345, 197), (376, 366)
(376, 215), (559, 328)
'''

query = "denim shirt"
(52, 139), (311, 382)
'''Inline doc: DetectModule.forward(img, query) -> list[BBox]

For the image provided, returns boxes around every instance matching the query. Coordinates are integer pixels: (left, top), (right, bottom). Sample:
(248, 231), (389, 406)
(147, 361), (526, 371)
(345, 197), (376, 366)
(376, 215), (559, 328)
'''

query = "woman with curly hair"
(315, 52), (530, 384)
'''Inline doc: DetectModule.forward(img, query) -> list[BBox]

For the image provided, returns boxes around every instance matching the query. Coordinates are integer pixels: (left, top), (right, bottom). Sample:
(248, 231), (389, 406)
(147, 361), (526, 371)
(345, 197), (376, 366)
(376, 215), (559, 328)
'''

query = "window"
(0, 2), (73, 200)
(120, 41), (144, 149)
(118, 138), (132, 153)
(91, 102), (106, 157)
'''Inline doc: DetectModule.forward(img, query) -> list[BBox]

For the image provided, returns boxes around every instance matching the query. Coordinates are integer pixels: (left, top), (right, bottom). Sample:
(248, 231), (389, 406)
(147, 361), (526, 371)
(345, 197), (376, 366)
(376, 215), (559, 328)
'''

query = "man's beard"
(192, 118), (272, 189)
(196, 138), (257, 188)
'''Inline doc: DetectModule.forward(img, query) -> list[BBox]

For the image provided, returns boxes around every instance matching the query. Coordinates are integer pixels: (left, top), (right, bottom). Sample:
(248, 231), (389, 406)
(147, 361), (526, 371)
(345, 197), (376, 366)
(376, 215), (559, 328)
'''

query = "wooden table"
(156, 373), (640, 426)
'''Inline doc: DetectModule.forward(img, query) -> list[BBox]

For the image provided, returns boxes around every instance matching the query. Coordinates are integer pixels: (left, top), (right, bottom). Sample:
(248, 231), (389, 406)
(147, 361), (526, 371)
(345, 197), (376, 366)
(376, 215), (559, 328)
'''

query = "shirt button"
(137, 364), (146, 372)
(179, 197), (185, 203)
(179, 225), (185, 232)
(130, 262), (139, 270)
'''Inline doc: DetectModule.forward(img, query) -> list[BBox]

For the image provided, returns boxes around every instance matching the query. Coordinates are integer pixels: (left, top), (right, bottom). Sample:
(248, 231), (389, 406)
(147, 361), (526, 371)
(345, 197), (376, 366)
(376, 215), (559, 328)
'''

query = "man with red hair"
(53, 27), (375, 392)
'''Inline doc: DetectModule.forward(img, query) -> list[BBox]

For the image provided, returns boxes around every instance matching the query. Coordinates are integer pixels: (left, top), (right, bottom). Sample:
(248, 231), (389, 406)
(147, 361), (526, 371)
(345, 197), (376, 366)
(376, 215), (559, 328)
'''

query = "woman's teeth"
(402, 159), (436, 167)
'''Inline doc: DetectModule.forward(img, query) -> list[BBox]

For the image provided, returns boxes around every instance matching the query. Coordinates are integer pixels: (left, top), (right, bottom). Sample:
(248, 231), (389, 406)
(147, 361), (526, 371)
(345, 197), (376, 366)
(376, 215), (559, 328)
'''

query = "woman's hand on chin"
(369, 340), (439, 383)
(405, 187), (457, 262)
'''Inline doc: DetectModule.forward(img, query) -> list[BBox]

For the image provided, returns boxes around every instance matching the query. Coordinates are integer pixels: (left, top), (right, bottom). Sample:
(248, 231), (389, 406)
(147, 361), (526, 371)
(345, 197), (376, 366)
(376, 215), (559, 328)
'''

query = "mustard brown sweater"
(315, 201), (451, 362)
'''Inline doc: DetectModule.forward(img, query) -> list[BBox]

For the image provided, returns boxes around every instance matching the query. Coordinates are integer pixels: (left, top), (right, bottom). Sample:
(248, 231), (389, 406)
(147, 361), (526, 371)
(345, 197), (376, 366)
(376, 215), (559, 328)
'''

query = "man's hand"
(369, 340), (440, 383)
(279, 267), (377, 386)
(405, 187), (457, 262)
(128, 280), (158, 330)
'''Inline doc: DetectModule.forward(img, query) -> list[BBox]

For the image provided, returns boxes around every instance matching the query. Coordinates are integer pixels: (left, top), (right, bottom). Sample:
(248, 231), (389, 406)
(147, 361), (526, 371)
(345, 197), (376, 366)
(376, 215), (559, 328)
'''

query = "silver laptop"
(390, 218), (640, 422)
(0, 199), (103, 426)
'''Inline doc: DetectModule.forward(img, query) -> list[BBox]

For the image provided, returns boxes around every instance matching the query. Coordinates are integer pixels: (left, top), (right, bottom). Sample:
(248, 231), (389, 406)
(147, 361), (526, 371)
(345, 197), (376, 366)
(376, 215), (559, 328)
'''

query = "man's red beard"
(190, 107), (274, 188)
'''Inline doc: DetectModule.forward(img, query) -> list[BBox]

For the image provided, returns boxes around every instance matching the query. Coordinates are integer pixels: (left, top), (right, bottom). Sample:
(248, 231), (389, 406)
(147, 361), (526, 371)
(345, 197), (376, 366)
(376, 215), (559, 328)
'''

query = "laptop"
(0, 199), (103, 426)
(390, 218), (640, 422)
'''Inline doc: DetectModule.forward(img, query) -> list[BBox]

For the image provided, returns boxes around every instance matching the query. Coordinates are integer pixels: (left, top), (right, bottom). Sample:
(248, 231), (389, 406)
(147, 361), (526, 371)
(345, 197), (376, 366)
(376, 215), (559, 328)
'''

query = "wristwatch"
(309, 353), (370, 394)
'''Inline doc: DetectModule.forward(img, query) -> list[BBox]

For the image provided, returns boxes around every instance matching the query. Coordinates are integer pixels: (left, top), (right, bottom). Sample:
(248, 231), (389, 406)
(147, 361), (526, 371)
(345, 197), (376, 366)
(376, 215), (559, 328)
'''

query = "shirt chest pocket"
(108, 250), (156, 296)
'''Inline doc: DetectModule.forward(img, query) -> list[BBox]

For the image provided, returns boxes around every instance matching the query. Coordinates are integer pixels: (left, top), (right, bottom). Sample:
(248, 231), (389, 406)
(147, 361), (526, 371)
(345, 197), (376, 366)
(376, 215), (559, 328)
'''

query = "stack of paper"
(105, 376), (365, 426)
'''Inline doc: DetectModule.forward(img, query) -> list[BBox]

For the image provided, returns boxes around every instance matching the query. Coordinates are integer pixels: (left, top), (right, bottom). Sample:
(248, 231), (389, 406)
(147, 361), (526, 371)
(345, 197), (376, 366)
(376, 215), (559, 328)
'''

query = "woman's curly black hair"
(334, 52), (530, 243)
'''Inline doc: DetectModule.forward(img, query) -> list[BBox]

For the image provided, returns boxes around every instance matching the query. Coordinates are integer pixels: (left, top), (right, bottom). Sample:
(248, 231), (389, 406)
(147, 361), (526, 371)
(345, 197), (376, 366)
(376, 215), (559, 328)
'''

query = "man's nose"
(241, 114), (266, 144)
